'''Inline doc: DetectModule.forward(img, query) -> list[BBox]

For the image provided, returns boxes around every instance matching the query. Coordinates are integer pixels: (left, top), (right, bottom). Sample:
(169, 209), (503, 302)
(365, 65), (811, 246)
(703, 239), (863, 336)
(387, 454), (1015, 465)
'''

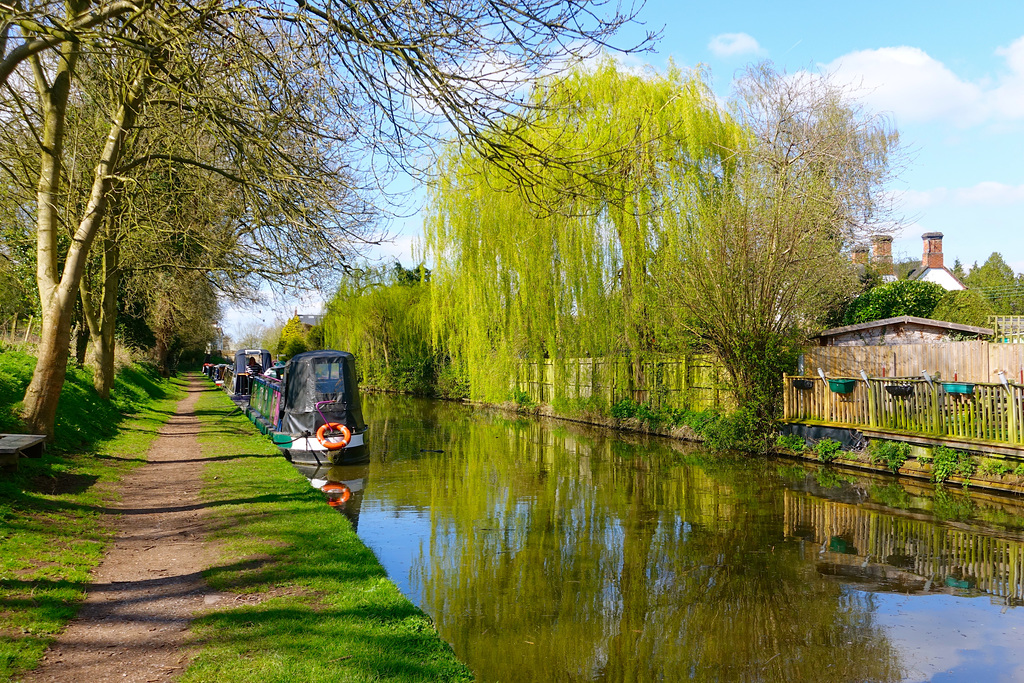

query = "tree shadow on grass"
(187, 600), (472, 682)
(9, 490), (313, 516)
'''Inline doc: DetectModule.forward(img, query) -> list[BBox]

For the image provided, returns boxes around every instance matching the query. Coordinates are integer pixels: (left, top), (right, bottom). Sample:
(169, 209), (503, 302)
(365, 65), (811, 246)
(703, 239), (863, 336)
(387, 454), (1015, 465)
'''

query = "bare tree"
(662, 63), (903, 444)
(1, 0), (650, 436)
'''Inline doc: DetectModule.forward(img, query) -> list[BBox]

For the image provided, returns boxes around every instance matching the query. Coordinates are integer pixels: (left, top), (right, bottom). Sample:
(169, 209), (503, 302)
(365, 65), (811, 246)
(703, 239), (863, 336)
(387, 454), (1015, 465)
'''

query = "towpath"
(21, 378), (215, 683)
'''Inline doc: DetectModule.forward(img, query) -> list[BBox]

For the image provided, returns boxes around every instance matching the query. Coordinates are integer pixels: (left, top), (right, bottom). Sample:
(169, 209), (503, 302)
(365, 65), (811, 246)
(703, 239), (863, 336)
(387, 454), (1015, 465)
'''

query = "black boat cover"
(280, 350), (365, 436)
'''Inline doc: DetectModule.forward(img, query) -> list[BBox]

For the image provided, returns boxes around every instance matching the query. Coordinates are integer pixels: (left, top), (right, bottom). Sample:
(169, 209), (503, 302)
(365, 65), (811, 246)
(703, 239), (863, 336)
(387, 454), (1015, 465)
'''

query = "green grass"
(0, 351), (184, 681)
(185, 379), (473, 683)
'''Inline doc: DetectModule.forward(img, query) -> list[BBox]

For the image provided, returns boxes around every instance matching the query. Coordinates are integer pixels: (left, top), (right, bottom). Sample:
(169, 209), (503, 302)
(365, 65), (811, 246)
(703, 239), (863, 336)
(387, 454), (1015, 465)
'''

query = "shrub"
(979, 458), (1012, 478)
(511, 389), (535, 409)
(841, 280), (946, 325)
(776, 433), (806, 452)
(813, 438), (843, 463)
(868, 439), (911, 473)
(435, 363), (470, 400)
(931, 446), (976, 484)
(930, 290), (996, 327)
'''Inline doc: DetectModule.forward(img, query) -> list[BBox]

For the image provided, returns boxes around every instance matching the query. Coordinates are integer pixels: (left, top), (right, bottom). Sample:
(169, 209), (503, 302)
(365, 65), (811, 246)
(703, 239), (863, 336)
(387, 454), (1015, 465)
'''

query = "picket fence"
(515, 354), (733, 412)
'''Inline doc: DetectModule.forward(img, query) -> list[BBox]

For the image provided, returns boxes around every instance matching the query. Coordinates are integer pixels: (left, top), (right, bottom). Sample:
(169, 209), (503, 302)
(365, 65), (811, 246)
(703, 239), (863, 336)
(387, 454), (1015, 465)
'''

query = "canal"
(298, 394), (1024, 682)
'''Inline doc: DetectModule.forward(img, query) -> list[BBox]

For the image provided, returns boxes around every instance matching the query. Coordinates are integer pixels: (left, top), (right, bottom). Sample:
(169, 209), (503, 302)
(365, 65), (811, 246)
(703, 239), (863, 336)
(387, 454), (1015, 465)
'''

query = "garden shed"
(814, 316), (992, 347)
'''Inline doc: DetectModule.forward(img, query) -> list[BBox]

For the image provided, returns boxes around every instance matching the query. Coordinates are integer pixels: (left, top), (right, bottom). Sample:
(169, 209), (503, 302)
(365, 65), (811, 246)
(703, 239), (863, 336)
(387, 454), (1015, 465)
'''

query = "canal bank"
(467, 395), (1024, 497)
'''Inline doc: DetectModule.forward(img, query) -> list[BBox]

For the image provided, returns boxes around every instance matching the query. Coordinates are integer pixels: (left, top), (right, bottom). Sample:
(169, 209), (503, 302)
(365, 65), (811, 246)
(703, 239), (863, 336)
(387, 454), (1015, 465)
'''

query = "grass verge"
(0, 351), (185, 681)
(184, 377), (473, 683)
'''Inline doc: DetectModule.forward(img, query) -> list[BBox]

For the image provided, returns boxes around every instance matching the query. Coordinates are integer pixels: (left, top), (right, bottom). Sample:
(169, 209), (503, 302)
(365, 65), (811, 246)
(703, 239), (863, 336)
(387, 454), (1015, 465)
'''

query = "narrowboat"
(223, 348), (274, 398)
(246, 350), (367, 465)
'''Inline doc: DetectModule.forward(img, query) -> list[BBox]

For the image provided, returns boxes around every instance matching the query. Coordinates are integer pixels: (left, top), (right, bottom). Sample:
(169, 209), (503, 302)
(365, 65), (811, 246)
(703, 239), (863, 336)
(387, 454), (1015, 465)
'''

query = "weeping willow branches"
(426, 61), (903, 430)
(426, 59), (743, 401)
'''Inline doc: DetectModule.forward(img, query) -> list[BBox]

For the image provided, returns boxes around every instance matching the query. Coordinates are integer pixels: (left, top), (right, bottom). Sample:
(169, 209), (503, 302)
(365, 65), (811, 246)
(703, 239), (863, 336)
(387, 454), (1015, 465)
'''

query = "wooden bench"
(0, 434), (47, 469)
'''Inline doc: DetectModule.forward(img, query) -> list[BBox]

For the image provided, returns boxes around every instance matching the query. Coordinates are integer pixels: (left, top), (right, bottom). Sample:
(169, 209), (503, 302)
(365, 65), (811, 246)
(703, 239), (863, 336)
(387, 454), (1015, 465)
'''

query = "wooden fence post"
(866, 380), (877, 428)
(1009, 384), (1020, 445)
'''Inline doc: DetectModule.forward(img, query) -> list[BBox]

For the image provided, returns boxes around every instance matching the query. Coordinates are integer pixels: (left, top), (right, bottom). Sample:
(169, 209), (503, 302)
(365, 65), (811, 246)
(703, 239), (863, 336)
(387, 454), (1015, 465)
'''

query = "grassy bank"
(0, 350), (184, 680)
(184, 378), (472, 682)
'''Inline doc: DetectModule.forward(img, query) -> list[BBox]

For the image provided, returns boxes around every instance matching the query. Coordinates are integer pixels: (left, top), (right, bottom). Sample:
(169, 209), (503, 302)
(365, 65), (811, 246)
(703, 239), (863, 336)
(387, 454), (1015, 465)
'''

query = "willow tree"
(426, 60), (744, 402)
(321, 263), (433, 391)
(660, 64), (901, 442)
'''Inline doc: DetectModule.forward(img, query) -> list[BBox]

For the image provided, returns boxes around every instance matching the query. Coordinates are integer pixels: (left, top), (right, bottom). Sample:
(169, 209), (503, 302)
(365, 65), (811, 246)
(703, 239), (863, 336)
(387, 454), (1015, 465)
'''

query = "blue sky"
(378, 0), (1024, 271)
(228, 1), (1024, 340)
(624, 0), (1024, 271)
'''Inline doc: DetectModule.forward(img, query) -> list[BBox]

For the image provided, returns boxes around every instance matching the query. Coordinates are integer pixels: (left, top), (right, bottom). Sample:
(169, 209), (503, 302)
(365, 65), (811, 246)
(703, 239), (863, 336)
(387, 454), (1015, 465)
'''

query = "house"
(814, 316), (993, 346)
(906, 233), (966, 291)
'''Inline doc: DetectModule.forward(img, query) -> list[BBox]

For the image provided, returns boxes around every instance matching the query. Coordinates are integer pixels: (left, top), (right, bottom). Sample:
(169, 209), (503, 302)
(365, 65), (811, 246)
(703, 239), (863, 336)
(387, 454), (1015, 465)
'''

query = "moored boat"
(246, 350), (367, 464)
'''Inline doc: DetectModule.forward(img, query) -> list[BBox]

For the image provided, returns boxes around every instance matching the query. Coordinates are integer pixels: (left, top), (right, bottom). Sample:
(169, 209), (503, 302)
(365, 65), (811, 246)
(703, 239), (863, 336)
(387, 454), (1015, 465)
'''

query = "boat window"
(314, 361), (344, 396)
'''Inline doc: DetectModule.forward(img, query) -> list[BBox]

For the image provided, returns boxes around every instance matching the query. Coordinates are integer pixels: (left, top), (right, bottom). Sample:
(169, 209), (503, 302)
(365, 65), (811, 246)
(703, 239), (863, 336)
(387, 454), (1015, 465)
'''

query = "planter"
(942, 382), (975, 395)
(884, 384), (914, 398)
(792, 378), (815, 390)
(827, 379), (857, 394)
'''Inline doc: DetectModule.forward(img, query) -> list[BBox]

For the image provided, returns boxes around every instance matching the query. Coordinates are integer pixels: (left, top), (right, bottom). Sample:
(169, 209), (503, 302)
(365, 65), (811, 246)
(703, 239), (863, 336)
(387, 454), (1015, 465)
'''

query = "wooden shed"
(814, 316), (993, 347)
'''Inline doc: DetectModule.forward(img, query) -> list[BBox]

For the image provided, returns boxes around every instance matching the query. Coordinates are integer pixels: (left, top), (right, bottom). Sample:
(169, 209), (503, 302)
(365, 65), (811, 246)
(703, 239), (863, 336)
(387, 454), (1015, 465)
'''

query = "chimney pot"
(870, 235), (894, 276)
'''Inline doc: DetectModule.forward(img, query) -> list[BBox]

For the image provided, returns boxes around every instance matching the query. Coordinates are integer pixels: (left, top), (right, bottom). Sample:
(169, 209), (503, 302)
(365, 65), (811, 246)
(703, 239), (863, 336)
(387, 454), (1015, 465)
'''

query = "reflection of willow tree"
(365, 398), (902, 681)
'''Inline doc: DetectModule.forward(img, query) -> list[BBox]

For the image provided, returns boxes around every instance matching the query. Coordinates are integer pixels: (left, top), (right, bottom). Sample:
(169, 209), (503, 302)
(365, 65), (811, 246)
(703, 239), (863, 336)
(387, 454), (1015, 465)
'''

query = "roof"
(297, 314), (323, 326)
(815, 316), (993, 339)
(905, 265), (967, 290)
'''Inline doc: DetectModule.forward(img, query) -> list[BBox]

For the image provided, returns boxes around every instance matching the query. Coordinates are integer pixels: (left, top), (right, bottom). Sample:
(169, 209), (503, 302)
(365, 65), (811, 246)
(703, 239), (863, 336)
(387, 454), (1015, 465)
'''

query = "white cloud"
(821, 35), (1024, 127)
(708, 33), (763, 58)
(822, 47), (984, 125)
(894, 182), (1024, 209)
(953, 180), (1024, 204)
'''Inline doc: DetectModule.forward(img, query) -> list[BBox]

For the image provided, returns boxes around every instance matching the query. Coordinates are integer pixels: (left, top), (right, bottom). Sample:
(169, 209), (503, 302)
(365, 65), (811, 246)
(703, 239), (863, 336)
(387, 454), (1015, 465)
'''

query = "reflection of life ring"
(321, 482), (351, 507)
(316, 423), (351, 449)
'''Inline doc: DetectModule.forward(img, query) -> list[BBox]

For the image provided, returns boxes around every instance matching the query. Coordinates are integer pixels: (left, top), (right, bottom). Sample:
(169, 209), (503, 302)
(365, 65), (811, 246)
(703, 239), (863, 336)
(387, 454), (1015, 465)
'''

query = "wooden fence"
(802, 342), (1024, 385)
(991, 316), (1024, 344)
(784, 374), (1024, 445)
(786, 491), (1024, 602)
(515, 354), (733, 412)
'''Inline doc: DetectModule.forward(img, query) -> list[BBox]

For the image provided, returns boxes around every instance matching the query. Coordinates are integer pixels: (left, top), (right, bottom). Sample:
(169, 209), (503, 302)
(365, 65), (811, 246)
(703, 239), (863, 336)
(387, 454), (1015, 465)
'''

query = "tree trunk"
(75, 323), (89, 366)
(22, 60), (150, 436)
(154, 334), (171, 378)
(22, 288), (77, 435)
(82, 233), (120, 399)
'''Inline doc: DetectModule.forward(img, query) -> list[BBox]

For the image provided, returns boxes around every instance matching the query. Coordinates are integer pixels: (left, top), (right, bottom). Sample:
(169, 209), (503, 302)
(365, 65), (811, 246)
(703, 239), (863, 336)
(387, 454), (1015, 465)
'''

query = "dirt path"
(22, 378), (215, 683)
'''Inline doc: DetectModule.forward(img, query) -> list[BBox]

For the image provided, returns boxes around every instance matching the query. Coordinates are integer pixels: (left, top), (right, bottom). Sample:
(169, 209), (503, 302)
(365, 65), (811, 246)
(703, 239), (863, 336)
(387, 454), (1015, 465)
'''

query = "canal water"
(298, 394), (1024, 682)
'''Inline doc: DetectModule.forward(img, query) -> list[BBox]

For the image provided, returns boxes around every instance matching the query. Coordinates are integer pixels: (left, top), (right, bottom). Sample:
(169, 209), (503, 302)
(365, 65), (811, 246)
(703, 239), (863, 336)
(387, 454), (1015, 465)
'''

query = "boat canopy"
(234, 349), (273, 374)
(280, 350), (365, 436)
(229, 349), (273, 395)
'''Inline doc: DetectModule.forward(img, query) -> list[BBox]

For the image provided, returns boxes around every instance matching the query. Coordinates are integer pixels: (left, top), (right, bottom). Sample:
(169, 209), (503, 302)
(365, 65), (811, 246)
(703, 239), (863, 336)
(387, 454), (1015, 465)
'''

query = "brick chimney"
(851, 245), (868, 266)
(870, 234), (894, 276)
(922, 232), (944, 269)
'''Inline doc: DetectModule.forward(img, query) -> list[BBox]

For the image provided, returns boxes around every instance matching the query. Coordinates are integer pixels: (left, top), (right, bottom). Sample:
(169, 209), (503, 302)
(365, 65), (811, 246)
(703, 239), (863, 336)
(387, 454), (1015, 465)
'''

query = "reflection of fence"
(515, 355), (732, 412)
(784, 375), (1024, 444)
(785, 491), (1024, 602)
(802, 342), (1024, 384)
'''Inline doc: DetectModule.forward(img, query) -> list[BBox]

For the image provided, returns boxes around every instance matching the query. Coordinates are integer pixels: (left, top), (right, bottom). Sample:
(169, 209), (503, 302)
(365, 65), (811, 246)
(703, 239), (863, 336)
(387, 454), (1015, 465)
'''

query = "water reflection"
(297, 395), (1024, 682)
(291, 461), (369, 530)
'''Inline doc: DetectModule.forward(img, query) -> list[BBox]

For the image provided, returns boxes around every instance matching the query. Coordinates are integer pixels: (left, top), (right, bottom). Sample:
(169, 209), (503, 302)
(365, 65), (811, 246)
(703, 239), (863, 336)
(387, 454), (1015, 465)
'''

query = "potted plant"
(827, 378), (857, 394)
(884, 384), (914, 398)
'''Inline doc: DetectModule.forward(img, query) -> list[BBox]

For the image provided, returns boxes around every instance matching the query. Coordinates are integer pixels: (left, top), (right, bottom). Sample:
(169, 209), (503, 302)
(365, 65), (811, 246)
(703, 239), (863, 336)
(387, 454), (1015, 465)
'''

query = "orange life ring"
(316, 422), (351, 450)
(321, 482), (351, 507)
